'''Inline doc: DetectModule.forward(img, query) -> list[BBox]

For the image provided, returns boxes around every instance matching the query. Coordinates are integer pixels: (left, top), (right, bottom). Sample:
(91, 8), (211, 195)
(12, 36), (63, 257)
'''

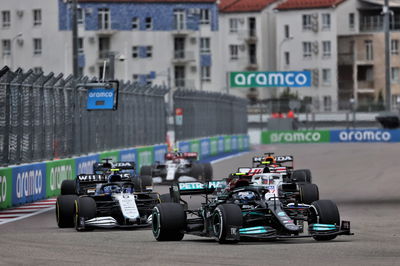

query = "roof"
(219, 0), (278, 13)
(78, 0), (216, 3)
(275, 0), (347, 11)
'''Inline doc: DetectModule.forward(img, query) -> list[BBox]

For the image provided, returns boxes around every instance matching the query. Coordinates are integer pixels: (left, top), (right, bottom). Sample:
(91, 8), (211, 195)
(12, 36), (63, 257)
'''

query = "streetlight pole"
(10, 33), (22, 70)
(72, 0), (79, 77)
(384, 0), (391, 111)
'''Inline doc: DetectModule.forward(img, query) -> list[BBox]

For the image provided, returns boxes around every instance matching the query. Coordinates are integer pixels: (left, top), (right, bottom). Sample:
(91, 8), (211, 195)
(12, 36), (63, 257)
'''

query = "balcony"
(175, 78), (195, 89)
(238, 30), (258, 42)
(171, 22), (194, 35)
(357, 80), (374, 91)
(360, 15), (400, 32)
(172, 50), (195, 63)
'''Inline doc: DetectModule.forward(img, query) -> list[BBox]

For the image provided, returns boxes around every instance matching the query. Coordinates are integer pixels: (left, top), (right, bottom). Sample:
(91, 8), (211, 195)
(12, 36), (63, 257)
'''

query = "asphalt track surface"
(1, 143), (400, 266)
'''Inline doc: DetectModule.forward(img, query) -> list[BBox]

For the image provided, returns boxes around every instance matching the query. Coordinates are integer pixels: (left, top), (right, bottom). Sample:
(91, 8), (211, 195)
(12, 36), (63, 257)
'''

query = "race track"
(1, 143), (400, 266)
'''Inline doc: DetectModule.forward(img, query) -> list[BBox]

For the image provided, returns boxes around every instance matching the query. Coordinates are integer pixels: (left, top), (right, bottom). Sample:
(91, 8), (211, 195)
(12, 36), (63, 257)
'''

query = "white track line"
(0, 207), (55, 225)
(209, 151), (251, 164)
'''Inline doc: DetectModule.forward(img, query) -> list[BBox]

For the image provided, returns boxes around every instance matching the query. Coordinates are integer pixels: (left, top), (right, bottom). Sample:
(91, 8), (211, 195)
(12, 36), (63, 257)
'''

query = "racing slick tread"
(202, 162), (213, 181)
(299, 183), (319, 204)
(140, 166), (152, 176)
(75, 197), (96, 231)
(152, 203), (185, 241)
(61, 180), (77, 195)
(56, 195), (78, 228)
(213, 204), (242, 244)
(292, 169), (312, 183)
(311, 200), (340, 241)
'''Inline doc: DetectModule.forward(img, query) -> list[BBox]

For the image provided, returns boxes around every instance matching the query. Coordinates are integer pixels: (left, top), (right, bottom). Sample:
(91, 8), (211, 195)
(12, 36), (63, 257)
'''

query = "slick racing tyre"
(159, 193), (173, 203)
(56, 195), (78, 228)
(299, 183), (319, 204)
(74, 197), (96, 232)
(140, 175), (153, 191)
(152, 203), (186, 241)
(190, 163), (204, 181)
(292, 169), (312, 183)
(202, 162), (213, 181)
(310, 200), (340, 241)
(212, 204), (243, 244)
(60, 180), (77, 195)
(140, 165), (153, 176)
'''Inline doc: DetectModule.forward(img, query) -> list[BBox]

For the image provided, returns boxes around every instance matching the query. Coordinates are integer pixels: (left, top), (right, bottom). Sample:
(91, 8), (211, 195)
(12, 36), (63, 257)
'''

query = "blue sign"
(12, 163), (46, 205)
(120, 148), (137, 163)
(231, 136), (238, 151)
(75, 154), (99, 175)
(178, 141), (190, 152)
(218, 137), (225, 153)
(154, 145), (168, 163)
(330, 129), (400, 143)
(200, 139), (210, 158)
(87, 88), (116, 110)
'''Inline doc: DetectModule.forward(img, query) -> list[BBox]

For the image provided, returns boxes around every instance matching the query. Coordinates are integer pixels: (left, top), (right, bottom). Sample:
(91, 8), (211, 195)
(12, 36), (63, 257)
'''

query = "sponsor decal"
(262, 130), (330, 144)
(275, 156), (293, 162)
(12, 163), (46, 205)
(87, 87), (116, 110)
(231, 136), (238, 151)
(0, 168), (12, 209)
(154, 145), (167, 163)
(277, 212), (286, 217)
(78, 175), (106, 182)
(210, 138), (218, 156)
(76, 154), (99, 175)
(179, 182), (204, 190)
(218, 137), (224, 153)
(224, 136), (231, 152)
(200, 139), (210, 158)
(137, 147), (153, 170)
(46, 159), (75, 197)
(120, 149), (137, 163)
(190, 141), (200, 154)
(330, 129), (397, 142)
(178, 141), (190, 153)
(230, 71), (311, 88)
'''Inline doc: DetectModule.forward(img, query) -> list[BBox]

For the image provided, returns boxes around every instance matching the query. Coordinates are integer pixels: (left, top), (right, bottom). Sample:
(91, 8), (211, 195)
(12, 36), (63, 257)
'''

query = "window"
(229, 18), (238, 33)
(77, 8), (84, 25)
(201, 66), (211, 81)
(78, 38), (84, 54)
(284, 25), (290, 39)
(322, 69), (331, 85)
(132, 46), (139, 58)
(200, 37), (210, 54)
(323, 96), (332, 111)
(2, 39), (11, 56)
(200, 9), (210, 24)
(349, 13), (355, 30)
(391, 39), (399, 55)
(33, 9), (42, 26)
(302, 14), (312, 30)
(146, 46), (152, 57)
(321, 13), (330, 30)
(303, 42), (312, 58)
(174, 65), (185, 88)
(365, 40), (373, 60)
(391, 67), (400, 83)
(98, 8), (110, 30)
(145, 17), (152, 30)
(322, 41), (331, 57)
(132, 17), (139, 29)
(284, 52), (290, 65)
(229, 45), (238, 60)
(33, 38), (42, 55)
(2, 11), (10, 28)
(174, 9), (186, 30)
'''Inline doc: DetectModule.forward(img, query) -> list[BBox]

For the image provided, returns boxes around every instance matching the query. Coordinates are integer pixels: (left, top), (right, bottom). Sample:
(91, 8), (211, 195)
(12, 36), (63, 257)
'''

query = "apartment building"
(57, 0), (224, 92)
(275, 0), (346, 112)
(219, 0), (279, 99)
(337, 0), (400, 110)
(0, 0), (67, 74)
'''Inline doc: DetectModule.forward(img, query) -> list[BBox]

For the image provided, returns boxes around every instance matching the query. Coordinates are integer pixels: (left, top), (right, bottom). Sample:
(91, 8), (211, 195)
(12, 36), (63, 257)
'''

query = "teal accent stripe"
(240, 226), (265, 232)
(240, 229), (267, 234)
(312, 224), (337, 228)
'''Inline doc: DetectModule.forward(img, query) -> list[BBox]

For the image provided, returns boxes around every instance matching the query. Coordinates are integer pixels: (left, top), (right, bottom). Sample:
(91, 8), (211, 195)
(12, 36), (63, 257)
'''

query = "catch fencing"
(0, 66), (168, 166)
(174, 89), (248, 141)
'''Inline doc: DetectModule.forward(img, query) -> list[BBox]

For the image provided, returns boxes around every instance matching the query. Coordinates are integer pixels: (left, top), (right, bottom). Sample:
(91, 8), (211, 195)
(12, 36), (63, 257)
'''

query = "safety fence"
(0, 66), (168, 166)
(0, 134), (249, 210)
(174, 89), (248, 141)
(261, 129), (400, 144)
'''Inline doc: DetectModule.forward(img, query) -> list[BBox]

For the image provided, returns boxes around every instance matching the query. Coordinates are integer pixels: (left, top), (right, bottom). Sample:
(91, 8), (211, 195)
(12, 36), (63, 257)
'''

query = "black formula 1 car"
(56, 168), (160, 231)
(140, 152), (213, 184)
(151, 178), (352, 243)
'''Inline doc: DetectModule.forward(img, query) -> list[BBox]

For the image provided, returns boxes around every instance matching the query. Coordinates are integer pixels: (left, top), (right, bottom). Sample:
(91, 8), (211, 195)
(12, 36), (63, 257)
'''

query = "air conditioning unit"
(190, 37), (197, 44)
(88, 36), (96, 44)
(312, 68), (319, 87)
(312, 41), (319, 54)
(311, 13), (319, 32)
(16, 10), (24, 17)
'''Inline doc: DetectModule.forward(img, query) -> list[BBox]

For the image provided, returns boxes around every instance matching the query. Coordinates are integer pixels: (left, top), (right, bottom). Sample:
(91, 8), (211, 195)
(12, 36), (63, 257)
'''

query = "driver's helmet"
(122, 185), (133, 193)
(261, 156), (275, 165)
(235, 191), (256, 204)
(103, 184), (121, 194)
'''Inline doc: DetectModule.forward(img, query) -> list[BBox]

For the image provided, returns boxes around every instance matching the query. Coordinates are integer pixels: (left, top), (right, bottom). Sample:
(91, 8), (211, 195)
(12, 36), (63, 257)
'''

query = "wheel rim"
(152, 208), (161, 238)
(212, 212), (222, 238)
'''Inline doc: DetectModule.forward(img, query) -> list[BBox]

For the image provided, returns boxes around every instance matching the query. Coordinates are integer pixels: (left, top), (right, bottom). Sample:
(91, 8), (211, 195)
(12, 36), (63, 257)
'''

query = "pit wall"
(0, 134), (249, 210)
(261, 129), (400, 144)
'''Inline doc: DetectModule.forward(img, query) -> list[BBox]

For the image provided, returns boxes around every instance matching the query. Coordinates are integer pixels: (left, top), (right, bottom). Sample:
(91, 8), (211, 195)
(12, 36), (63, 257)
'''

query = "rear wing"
(112, 162), (135, 170)
(172, 180), (226, 196)
(252, 155), (294, 168)
(165, 152), (198, 160)
(77, 174), (107, 183)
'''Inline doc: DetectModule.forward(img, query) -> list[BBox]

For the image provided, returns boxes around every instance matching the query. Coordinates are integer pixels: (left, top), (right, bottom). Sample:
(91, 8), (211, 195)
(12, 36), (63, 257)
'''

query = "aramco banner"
(230, 71), (311, 88)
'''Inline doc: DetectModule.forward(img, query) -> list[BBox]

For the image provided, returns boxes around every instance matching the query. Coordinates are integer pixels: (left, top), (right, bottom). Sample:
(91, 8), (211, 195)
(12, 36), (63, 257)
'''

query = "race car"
(56, 168), (160, 231)
(93, 158), (153, 191)
(151, 177), (352, 243)
(251, 153), (312, 183)
(140, 151), (213, 184)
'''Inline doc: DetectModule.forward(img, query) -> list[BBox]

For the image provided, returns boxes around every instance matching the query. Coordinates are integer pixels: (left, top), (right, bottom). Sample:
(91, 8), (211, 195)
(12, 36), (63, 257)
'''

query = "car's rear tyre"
(56, 195), (78, 228)
(190, 162), (204, 181)
(212, 204), (243, 244)
(152, 203), (186, 241)
(292, 169), (312, 183)
(310, 200), (340, 241)
(61, 180), (77, 195)
(140, 175), (153, 191)
(202, 162), (213, 181)
(140, 165), (153, 176)
(299, 183), (319, 204)
(74, 197), (96, 231)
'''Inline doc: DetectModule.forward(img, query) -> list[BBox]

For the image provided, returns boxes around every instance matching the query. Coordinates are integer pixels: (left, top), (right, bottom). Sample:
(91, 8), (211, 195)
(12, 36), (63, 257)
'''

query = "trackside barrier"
(0, 134), (249, 210)
(261, 129), (400, 144)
